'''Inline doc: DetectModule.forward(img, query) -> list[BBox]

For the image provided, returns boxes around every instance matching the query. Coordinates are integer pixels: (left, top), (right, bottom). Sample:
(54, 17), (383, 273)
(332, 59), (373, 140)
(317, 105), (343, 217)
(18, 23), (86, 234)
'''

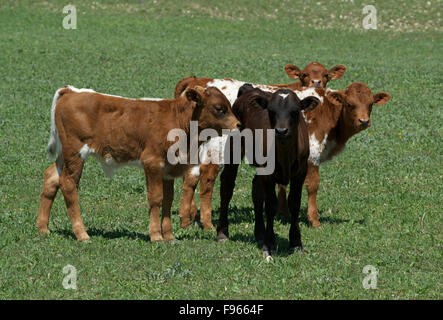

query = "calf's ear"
(326, 91), (346, 106)
(237, 83), (255, 98)
(328, 65), (346, 80)
(284, 64), (302, 79)
(300, 96), (320, 111)
(249, 94), (268, 109)
(373, 92), (391, 106)
(185, 86), (205, 104)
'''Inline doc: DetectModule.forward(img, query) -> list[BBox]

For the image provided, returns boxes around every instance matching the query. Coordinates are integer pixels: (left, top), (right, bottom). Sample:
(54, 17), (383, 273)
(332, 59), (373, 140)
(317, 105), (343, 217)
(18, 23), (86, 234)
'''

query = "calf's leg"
(199, 163), (220, 231)
(59, 157), (89, 241)
(217, 163), (239, 241)
(37, 162), (60, 235)
(288, 174), (305, 253)
(277, 185), (289, 218)
(263, 180), (277, 257)
(144, 165), (164, 242)
(252, 175), (265, 242)
(305, 163), (321, 227)
(179, 169), (199, 228)
(161, 179), (175, 241)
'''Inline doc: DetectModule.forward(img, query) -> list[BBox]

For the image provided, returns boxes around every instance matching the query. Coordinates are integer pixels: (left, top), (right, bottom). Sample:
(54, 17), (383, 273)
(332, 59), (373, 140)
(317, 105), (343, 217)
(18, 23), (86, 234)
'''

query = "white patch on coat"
(294, 87), (324, 103)
(252, 84), (278, 93)
(79, 144), (95, 160)
(190, 165), (200, 177)
(207, 79), (246, 105)
(78, 143), (143, 177)
(308, 133), (328, 166)
(139, 97), (164, 101)
(66, 85), (95, 94)
(279, 93), (289, 99)
(199, 134), (229, 167)
(68, 85), (164, 101)
(206, 79), (323, 106)
(99, 157), (143, 178)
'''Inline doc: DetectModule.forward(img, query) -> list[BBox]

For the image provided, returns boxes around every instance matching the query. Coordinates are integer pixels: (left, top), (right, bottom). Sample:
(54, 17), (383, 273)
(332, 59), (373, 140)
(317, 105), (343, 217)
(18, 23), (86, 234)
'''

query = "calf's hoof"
(38, 227), (50, 236)
(162, 232), (175, 243)
(216, 232), (229, 242)
(262, 246), (276, 262)
(76, 232), (90, 242)
(310, 221), (322, 228)
(289, 245), (303, 254)
(150, 233), (164, 242)
(180, 217), (192, 229)
(202, 223), (215, 231)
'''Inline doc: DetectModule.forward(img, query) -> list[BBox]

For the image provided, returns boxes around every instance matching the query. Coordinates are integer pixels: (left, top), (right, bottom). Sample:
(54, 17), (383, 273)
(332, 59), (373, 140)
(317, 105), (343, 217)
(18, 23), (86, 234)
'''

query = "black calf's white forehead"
(268, 89), (301, 113)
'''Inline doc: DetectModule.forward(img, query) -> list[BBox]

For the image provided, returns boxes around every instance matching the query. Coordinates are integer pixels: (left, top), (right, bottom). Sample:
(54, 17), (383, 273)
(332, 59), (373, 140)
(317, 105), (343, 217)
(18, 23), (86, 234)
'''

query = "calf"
(283, 62), (346, 89)
(218, 84), (320, 256)
(175, 76), (324, 231)
(301, 82), (391, 227)
(37, 85), (239, 242)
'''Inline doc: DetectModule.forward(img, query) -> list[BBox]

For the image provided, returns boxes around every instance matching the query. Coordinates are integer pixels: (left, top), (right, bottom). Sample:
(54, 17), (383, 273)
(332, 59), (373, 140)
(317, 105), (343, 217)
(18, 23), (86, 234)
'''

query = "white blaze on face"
(279, 93), (289, 99)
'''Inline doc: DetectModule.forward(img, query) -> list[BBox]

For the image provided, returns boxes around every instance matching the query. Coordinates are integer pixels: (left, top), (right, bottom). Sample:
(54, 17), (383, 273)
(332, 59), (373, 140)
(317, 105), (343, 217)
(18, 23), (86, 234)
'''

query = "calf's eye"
(214, 106), (226, 114)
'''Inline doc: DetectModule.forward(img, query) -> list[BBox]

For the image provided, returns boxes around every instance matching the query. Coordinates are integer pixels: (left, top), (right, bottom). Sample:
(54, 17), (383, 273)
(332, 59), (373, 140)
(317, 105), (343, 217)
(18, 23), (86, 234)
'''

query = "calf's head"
(284, 62), (346, 88)
(238, 84), (320, 139)
(326, 82), (391, 132)
(186, 86), (240, 134)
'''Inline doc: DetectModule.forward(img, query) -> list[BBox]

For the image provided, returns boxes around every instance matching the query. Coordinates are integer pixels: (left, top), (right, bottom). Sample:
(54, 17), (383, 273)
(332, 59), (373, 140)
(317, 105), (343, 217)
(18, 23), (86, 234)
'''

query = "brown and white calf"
(300, 82), (391, 227)
(37, 85), (240, 242)
(174, 70), (330, 230)
(218, 84), (320, 256)
(174, 75), (325, 231)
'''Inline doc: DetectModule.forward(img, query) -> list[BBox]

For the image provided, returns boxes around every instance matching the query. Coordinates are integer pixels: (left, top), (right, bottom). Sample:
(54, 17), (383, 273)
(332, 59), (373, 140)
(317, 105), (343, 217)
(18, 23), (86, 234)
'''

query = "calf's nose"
(275, 127), (289, 136)
(311, 80), (321, 88)
(359, 118), (370, 126)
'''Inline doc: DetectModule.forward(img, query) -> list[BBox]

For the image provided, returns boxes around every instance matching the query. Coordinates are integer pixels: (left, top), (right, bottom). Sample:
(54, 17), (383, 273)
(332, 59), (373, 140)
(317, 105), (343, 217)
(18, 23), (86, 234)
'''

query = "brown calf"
(283, 62), (346, 89)
(37, 85), (239, 242)
(218, 84), (320, 256)
(300, 83), (391, 226)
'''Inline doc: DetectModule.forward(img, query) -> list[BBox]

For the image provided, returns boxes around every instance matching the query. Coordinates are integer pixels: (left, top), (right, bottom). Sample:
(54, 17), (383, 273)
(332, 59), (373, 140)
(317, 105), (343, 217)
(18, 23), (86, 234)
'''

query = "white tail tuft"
(47, 87), (66, 160)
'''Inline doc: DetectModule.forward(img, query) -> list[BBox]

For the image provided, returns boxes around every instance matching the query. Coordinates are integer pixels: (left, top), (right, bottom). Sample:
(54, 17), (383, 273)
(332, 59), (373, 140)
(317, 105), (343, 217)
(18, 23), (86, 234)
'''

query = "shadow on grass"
(54, 227), (149, 242)
(211, 205), (363, 227)
(53, 206), (364, 255)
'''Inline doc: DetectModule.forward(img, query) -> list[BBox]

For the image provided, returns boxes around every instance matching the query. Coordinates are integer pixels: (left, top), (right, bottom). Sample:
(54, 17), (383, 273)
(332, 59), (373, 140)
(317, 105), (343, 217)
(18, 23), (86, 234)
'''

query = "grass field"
(0, 0), (441, 299)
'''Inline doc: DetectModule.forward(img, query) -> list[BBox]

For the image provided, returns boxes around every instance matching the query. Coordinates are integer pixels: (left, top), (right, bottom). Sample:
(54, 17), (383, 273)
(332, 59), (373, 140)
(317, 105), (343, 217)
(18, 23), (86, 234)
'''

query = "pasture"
(0, 0), (441, 299)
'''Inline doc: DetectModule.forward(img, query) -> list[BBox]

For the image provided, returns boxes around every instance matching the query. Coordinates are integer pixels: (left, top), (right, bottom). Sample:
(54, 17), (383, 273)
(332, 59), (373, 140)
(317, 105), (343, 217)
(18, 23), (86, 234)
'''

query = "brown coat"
(37, 85), (240, 242)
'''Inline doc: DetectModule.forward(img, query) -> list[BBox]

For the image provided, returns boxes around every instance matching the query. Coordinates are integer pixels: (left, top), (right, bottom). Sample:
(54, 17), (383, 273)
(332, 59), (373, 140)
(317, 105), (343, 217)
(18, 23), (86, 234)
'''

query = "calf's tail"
(47, 86), (72, 160)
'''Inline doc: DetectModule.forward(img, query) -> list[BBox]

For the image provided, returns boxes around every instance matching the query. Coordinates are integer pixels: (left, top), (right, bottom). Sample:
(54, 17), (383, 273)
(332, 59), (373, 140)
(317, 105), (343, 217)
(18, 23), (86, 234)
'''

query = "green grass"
(0, 0), (441, 299)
